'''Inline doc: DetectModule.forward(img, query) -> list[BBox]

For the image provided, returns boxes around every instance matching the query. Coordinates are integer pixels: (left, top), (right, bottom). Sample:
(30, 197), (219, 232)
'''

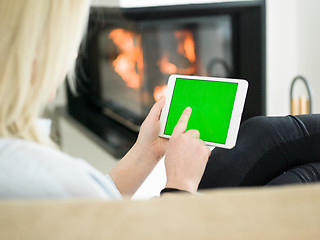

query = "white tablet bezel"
(159, 74), (248, 149)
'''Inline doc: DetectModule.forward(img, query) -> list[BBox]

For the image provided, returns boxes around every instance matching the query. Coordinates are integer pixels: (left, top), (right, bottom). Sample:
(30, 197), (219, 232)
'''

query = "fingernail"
(186, 107), (192, 111)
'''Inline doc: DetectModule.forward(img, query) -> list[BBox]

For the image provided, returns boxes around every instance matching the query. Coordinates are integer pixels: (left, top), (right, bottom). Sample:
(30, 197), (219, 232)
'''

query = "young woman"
(0, 0), (210, 199)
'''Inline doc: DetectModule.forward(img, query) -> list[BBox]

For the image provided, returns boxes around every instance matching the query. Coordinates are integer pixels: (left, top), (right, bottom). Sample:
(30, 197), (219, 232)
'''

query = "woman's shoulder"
(0, 138), (121, 199)
(0, 138), (97, 198)
(0, 137), (101, 180)
(0, 137), (77, 165)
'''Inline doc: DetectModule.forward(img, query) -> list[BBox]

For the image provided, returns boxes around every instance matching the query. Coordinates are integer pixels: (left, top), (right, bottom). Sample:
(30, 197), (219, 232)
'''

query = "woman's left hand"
(135, 96), (168, 163)
(109, 96), (168, 196)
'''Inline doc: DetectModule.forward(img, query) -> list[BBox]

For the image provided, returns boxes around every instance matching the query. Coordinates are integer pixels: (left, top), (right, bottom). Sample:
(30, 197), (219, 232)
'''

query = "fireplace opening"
(97, 14), (234, 130)
(68, 1), (266, 157)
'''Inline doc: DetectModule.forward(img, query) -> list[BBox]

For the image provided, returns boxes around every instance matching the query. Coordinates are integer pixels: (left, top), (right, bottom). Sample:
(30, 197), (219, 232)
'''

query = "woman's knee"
(234, 115), (281, 148)
(240, 116), (272, 134)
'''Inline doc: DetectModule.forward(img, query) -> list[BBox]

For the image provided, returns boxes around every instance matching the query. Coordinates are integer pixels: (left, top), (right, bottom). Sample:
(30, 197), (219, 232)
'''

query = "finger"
(185, 129), (200, 139)
(146, 95), (166, 121)
(172, 107), (192, 136)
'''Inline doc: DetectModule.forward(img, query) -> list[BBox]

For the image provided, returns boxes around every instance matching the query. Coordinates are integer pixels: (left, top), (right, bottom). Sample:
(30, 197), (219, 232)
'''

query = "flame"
(175, 31), (196, 63)
(157, 29), (196, 75)
(108, 28), (196, 104)
(109, 29), (143, 89)
(153, 85), (167, 102)
(158, 53), (177, 74)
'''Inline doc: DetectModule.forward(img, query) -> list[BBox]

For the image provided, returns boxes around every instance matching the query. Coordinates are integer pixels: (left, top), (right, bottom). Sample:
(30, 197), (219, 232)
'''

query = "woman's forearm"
(109, 142), (160, 196)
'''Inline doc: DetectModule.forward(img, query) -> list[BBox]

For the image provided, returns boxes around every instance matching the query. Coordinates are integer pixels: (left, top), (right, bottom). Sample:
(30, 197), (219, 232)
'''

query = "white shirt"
(0, 138), (122, 199)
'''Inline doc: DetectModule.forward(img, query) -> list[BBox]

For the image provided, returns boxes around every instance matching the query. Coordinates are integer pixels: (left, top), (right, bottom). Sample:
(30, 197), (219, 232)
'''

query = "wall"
(267, 0), (320, 115)
(296, 0), (320, 114)
(266, 0), (299, 116)
(91, 0), (119, 7)
(92, 0), (253, 8)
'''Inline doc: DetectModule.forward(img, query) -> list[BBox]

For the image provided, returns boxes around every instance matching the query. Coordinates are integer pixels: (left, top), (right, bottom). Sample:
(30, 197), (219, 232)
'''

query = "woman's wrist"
(109, 141), (161, 196)
(133, 141), (162, 164)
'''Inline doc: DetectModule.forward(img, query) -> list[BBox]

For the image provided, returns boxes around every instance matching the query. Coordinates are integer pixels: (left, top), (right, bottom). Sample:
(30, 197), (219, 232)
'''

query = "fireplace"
(68, 1), (266, 157)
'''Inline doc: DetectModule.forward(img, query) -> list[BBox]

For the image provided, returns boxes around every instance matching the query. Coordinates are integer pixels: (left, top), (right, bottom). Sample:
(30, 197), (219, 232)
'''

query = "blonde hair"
(0, 0), (90, 146)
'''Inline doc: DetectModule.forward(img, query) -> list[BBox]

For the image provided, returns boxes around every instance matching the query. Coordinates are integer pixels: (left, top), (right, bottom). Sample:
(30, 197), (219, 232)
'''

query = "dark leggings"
(198, 114), (320, 189)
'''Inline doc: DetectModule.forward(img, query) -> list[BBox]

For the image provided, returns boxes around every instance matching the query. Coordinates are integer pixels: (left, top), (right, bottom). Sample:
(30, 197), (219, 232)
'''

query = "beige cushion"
(1, 184), (320, 240)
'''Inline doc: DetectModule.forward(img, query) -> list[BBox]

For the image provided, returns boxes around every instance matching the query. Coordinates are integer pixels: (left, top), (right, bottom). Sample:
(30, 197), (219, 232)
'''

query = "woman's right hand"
(164, 107), (211, 193)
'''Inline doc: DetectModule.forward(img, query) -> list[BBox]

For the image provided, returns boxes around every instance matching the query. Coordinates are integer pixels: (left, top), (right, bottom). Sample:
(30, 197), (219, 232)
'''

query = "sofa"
(1, 183), (320, 240)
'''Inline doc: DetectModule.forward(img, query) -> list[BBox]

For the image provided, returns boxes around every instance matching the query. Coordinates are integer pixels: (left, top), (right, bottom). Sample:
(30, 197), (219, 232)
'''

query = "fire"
(158, 53), (178, 74)
(175, 30), (196, 63)
(157, 29), (196, 75)
(109, 29), (143, 89)
(153, 85), (167, 102)
(108, 28), (196, 103)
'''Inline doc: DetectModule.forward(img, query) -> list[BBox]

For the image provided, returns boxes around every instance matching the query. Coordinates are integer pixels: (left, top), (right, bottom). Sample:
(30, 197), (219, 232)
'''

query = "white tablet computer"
(159, 74), (248, 149)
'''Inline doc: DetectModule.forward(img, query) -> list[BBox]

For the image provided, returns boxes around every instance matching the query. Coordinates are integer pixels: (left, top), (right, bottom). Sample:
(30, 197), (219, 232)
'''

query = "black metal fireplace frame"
(67, 0), (266, 158)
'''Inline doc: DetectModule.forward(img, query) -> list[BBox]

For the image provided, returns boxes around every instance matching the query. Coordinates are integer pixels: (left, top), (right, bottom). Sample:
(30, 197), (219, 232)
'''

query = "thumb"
(146, 95), (166, 121)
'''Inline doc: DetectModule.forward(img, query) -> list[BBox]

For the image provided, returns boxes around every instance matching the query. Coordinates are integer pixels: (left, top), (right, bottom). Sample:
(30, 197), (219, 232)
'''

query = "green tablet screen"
(164, 78), (238, 144)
